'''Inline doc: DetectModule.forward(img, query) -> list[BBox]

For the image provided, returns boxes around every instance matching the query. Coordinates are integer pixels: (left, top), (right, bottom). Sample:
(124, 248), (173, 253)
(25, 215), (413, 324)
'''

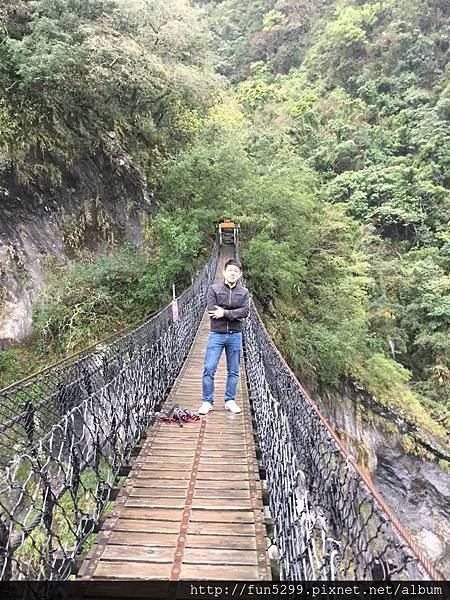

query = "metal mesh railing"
(243, 302), (439, 581)
(0, 242), (219, 580)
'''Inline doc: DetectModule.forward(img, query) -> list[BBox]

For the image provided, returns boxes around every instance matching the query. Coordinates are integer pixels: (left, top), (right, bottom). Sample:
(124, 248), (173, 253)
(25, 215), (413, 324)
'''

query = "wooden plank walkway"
(78, 249), (271, 581)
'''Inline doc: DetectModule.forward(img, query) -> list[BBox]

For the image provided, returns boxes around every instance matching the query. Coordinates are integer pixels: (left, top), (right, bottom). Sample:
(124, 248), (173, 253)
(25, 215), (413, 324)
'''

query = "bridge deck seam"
(170, 418), (206, 580)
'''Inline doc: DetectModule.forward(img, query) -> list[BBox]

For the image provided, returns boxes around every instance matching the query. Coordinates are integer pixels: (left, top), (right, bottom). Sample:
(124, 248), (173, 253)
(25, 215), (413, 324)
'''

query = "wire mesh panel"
(243, 302), (437, 581)
(0, 244), (219, 580)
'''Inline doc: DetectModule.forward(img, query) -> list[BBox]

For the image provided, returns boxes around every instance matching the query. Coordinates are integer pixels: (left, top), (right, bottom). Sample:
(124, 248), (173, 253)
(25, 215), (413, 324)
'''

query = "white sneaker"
(198, 401), (213, 415)
(225, 400), (241, 414)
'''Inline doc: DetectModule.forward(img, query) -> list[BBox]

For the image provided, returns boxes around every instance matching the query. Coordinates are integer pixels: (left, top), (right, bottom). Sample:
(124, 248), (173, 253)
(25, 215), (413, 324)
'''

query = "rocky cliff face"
(0, 152), (153, 348)
(314, 379), (450, 578)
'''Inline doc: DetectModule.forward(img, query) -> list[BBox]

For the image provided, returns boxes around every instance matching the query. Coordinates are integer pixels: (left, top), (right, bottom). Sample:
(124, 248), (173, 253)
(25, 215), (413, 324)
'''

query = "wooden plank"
(122, 508), (183, 521)
(142, 450), (198, 457)
(205, 415), (245, 420)
(204, 420), (245, 424)
(203, 433), (246, 438)
(203, 436), (246, 440)
(152, 431), (200, 437)
(150, 444), (197, 451)
(129, 486), (186, 497)
(135, 471), (190, 480)
(114, 519), (180, 534)
(202, 432), (247, 437)
(196, 472), (252, 481)
(149, 440), (198, 446)
(197, 464), (248, 473)
(201, 448), (247, 454)
(198, 459), (248, 466)
(190, 509), (255, 523)
(188, 498), (253, 510)
(194, 450), (247, 458)
(131, 479), (189, 489)
(204, 426), (246, 431)
(126, 497), (186, 509)
(109, 531), (179, 546)
(102, 545), (175, 563)
(188, 522), (256, 536)
(152, 436), (198, 443)
(202, 436), (247, 441)
(194, 488), (251, 499)
(204, 421), (245, 426)
(203, 437), (246, 441)
(204, 438), (251, 447)
(195, 479), (250, 490)
(183, 548), (258, 565)
(156, 426), (200, 431)
(139, 462), (194, 471)
(158, 425), (200, 433)
(204, 416), (245, 420)
(200, 441), (247, 446)
(139, 465), (193, 473)
(186, 534), (257, 550)
(202, 426), (245, 430)
(93, 561), (172, 580)
(179, 563), (260, 580)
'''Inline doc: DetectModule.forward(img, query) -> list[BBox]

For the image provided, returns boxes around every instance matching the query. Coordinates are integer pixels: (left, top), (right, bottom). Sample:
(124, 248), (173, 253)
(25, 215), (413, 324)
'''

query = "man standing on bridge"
(198, 259), (250, 415)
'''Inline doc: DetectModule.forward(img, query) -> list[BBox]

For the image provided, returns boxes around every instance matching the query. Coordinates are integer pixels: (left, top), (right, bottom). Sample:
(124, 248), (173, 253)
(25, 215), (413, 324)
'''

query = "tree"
(0, 0), (212, 179)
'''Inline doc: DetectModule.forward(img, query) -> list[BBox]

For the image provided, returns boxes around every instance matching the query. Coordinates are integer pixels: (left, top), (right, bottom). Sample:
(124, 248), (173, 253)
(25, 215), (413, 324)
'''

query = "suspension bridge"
(0, 224), (442, 582)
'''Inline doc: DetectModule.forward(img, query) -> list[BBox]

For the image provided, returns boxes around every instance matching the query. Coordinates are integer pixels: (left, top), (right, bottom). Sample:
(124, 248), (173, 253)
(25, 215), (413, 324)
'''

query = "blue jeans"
(202, 332), (243, 404)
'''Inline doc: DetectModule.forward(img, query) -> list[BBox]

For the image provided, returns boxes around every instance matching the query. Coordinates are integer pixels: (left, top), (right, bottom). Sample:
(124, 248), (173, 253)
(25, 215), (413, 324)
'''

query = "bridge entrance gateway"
(0, 222), (442, 582)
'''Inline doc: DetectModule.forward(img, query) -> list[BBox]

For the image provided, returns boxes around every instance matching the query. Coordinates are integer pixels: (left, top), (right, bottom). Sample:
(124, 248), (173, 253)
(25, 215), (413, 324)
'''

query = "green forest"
(0, 0), (449, 451)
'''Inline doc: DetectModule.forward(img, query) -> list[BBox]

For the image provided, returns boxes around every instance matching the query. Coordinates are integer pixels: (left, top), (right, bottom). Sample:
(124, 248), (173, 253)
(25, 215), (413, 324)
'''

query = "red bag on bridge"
(156, 404), (200, 427)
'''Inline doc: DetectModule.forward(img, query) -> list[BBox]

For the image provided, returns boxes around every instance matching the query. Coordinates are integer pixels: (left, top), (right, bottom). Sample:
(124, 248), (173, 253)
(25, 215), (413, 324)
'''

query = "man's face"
(223, 265), (241, 285)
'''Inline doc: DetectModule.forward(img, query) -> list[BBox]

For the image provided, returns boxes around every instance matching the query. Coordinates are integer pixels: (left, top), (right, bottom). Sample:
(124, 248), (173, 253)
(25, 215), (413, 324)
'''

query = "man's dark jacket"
(207, 279), (250, 333)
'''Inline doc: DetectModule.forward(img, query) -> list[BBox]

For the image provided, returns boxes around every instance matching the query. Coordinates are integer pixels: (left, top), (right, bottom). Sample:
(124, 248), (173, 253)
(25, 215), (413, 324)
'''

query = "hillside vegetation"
(0, 0), (448, 451)
(192, 0), (450, 443)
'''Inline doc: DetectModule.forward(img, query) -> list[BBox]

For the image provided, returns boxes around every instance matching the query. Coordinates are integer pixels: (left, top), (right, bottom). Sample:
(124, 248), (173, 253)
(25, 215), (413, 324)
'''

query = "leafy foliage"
(160, 119), (372, 386)
(197, 0), (450, 430)
(0, 0), (212, 181)
(33, 247), (148, 355)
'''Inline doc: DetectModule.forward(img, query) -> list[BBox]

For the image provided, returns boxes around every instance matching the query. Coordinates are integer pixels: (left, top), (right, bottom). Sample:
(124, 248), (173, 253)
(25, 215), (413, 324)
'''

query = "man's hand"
(208, 305), (225, 319)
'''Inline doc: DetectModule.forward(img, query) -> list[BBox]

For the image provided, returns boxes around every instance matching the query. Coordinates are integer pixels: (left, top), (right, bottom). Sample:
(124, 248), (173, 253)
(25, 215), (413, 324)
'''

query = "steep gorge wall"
(0, 152), (153, 348)
(313, 380), (450, 577)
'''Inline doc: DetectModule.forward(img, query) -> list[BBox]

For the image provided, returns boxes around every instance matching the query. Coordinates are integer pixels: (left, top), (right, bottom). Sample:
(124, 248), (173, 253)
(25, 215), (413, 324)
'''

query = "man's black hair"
(224, 259), (242, 271)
